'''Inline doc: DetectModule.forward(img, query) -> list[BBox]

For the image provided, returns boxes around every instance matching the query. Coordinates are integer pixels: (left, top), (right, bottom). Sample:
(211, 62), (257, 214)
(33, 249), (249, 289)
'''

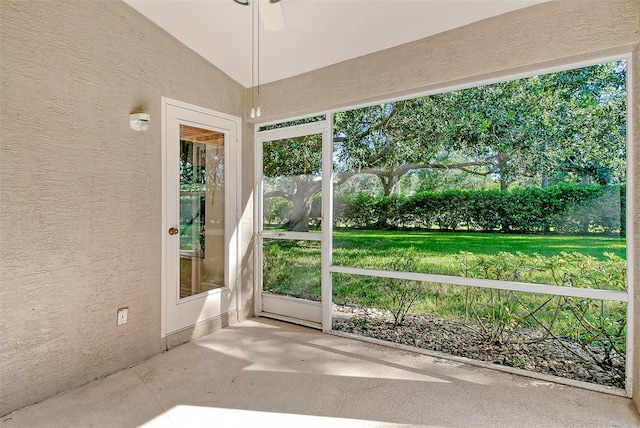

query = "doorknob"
(168, 227), (179, 235)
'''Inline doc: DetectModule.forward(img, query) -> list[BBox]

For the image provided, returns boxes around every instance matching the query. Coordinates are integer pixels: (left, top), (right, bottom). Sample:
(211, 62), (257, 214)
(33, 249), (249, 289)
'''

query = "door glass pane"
(263, 133), (323, 232)
(263, 239), (321, 301)
(179, 124), (225, 298)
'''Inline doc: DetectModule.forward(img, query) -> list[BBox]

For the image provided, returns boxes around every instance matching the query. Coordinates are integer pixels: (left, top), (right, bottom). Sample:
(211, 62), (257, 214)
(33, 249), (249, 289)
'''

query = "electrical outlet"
(117, 308), (128, 325)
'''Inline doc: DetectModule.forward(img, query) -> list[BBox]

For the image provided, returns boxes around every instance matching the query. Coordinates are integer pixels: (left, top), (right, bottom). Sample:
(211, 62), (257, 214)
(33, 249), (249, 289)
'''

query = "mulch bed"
(333, 305), (625, 389)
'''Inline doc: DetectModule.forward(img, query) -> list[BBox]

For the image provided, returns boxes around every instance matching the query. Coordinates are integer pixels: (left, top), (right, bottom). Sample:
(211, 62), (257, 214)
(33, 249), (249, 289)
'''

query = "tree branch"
(263, 190), (290, 199)
(390, 160), (490, 179)
(458, 167), (492, 177)
(347, 102), (409, 167)
(332, 160), (492, 188)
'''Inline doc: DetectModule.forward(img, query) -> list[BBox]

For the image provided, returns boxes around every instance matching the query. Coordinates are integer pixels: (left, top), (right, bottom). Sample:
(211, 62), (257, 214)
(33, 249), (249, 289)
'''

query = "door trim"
(161, 97), (242, 337)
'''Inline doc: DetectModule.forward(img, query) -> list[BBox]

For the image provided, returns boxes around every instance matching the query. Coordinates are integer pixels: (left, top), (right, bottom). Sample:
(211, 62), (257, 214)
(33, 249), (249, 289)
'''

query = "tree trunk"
(287, 176), (321, 232)
(496, 152), (510, 192)
(380, 175), (396, 196)
(541, 176), (549, 188)
(289, 194), (313, 232)
(541, 176), (551, 233)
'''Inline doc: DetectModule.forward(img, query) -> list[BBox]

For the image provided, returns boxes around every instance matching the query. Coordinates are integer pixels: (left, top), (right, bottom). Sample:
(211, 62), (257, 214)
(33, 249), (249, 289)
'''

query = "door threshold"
(258, 312), (322, 330)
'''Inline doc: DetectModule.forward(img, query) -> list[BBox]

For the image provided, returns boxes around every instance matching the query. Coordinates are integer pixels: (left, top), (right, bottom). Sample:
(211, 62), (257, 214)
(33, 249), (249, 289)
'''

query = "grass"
(263, 229), (626, 300)
(333, 229), (626, 285)
(262, 239), (321, 300)
(263, 229), (628, 370)
(333, 229), (625, 261)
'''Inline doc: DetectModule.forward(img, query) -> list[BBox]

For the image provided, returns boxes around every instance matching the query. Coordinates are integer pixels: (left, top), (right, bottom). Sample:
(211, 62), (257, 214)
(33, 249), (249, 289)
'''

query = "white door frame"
(161, 97), (241, 337)
(254, 119), (333, 331)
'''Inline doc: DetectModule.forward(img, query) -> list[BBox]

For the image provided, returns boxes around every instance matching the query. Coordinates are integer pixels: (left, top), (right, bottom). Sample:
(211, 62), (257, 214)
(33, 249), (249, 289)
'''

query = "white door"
(255, 120), (332, 330)
(162, 98), (240, 336)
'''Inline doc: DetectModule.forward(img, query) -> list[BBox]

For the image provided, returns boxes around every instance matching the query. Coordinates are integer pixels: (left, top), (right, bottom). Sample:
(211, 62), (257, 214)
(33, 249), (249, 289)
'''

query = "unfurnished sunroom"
(1, 0), (639, 421)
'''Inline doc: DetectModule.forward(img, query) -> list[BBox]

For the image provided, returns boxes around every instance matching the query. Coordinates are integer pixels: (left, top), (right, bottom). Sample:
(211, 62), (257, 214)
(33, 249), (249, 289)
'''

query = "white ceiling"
(124, 0), (546, 88)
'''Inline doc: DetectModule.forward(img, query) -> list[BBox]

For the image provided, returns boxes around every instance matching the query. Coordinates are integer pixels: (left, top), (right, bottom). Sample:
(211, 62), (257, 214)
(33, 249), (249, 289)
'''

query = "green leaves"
(332, 60), (626, 191)
(263, 134), (322, 177)
(333, 184), (624, 234)
(455, 250), (627, 367)
(267, 60), (627, 232)
(456, 250), (626, 291)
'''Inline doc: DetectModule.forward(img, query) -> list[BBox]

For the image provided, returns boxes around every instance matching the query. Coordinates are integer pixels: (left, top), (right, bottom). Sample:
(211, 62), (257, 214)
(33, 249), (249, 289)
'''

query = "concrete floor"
(2, 318), (640, 428)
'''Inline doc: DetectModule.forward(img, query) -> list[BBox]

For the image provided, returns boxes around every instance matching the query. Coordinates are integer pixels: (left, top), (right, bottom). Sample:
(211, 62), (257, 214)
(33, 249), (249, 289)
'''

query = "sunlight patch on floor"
(139, 405), (433, 428)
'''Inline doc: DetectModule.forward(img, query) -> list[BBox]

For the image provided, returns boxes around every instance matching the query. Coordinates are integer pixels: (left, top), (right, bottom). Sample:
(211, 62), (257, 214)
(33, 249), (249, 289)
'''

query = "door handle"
(168, 227), (179, 236)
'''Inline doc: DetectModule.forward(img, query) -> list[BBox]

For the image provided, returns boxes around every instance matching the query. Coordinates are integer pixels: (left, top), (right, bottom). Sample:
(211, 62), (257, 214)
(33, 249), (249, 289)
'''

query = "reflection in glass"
(179, 124), (225, 298)
(262, 134), (323, 232)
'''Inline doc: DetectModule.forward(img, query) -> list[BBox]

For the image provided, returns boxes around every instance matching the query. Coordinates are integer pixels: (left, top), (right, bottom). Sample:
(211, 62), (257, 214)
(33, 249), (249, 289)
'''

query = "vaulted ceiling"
(124, 0), (547, 88)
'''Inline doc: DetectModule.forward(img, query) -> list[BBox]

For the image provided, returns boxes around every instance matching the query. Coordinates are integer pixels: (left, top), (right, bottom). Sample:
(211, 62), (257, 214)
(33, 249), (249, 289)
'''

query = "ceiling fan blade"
(259, 0), (285, 32)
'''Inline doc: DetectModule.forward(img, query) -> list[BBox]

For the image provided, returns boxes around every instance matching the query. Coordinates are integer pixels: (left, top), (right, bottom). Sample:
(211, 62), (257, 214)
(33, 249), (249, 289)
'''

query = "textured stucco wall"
(248, 0), (640, 407)
(253, 0), (638, 122)
(0, 0), (245, 415)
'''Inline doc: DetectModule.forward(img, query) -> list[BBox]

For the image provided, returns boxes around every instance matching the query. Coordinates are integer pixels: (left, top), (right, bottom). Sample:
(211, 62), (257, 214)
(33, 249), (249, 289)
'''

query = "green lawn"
(333, 229), (625, 277)
(334, 229), (625, 260)
(263, 229), (626, 299)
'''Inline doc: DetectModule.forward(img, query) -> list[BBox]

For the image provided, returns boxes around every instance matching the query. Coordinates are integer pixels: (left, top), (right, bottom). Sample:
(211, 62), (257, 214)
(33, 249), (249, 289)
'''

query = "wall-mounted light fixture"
(130, 113), (150, 132)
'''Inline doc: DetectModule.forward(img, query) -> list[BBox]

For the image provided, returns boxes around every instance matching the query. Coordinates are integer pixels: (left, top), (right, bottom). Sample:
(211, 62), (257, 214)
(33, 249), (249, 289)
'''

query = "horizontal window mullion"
(262, 231), (322, 241)
(256, 121), (327, 141)
(330, 265), (628, 302)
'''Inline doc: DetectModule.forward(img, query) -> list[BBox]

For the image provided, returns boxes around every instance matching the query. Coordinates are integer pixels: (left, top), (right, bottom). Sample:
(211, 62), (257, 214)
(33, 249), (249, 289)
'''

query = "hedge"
(333, 184), (625, 235)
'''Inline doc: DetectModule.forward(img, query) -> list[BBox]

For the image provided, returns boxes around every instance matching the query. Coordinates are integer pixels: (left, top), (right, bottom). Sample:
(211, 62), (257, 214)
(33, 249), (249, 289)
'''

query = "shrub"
(335, 184), (623, 235)
(378, 249), (427, 327)
(434, 190), (471, 231)
(455, 250), (627, 368)
(467, 189), (503, 231)
(403, 192), (438, 228)
(550, 185), (624, 235)
(337, 194), (378, 228)
(264, 197), (292, 225)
